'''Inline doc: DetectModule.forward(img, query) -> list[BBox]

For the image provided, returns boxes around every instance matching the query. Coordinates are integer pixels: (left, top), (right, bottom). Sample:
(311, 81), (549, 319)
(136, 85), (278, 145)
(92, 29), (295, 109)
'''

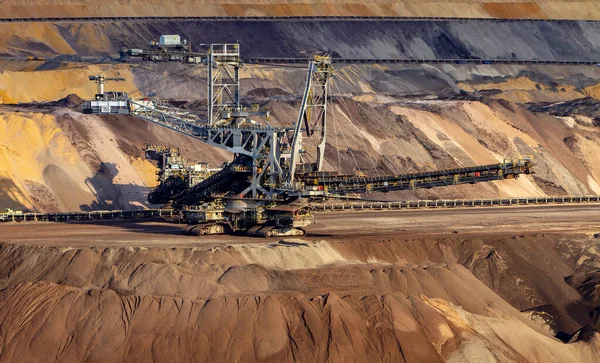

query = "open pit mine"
(2, 5), (600, 363)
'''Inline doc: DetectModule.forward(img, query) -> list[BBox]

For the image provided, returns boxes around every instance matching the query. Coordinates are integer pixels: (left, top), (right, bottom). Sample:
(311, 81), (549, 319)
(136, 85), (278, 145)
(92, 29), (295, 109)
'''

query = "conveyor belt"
(4, 54), (599, 66)
(313, 195), (600, 211)
(300, 158), (533, 194)
(180, 165), (247, 204)
(3, 194), (599, 224)
(0, 209), (175, 222)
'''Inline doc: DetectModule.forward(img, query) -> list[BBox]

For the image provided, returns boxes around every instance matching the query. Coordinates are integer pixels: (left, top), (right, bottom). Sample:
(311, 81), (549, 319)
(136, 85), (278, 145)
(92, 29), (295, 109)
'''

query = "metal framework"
(129, 98), (290, 198)
(207, 44), (241, 126)
(126, 47), (335, 199)
(289, 54), (333, 183)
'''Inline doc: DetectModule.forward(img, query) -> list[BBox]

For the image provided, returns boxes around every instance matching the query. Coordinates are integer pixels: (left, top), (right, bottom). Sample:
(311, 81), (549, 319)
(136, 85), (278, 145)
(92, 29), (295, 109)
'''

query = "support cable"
(329, 96), (362, 175)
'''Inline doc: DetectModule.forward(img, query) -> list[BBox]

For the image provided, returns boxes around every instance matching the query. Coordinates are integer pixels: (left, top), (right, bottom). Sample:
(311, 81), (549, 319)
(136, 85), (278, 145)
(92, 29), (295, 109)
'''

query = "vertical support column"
(289, 61), (315, 183)
(207, 48), (214, 126)
(316, 78), (328, 172)
(289, 54), (333, 185)
(234, 63), (240, 108)
(208, 43), (241, 127)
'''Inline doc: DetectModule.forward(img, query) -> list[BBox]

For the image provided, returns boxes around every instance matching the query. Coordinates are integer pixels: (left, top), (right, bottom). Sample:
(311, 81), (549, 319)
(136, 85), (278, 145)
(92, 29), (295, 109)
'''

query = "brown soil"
(482, 2), (546, 19)
(1, 205), (600, 361)
(1, 1), (600, 19)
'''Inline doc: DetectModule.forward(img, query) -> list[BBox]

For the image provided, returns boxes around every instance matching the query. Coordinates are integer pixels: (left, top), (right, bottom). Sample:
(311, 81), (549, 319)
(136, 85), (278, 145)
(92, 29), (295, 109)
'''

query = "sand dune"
(0, 110), (159, 211)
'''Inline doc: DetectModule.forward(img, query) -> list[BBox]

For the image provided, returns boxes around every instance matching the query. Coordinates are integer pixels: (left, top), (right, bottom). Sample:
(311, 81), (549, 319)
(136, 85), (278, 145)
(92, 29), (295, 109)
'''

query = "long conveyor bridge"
(299, 158), (533, 194)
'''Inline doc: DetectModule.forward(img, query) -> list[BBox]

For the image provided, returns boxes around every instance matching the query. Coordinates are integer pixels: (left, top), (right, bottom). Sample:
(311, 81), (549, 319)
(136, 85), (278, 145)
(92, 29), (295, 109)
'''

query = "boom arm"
(298, 158), (534, 194)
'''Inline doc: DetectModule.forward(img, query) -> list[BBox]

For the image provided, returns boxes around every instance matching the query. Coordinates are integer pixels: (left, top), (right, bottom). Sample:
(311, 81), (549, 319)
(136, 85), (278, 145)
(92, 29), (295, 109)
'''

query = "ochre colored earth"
(2, 1), (600, 19)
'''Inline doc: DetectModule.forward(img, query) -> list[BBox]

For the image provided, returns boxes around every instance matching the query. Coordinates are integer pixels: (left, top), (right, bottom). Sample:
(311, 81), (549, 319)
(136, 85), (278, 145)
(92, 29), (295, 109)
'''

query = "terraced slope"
(2, 0), (600, 20)
(4, 19), (600, 61)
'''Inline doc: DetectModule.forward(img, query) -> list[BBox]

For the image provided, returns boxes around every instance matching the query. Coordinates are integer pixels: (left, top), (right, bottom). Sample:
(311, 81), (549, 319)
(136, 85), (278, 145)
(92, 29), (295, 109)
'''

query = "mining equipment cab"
(120, 34), (204, 63)
(181, 199), (312, 237)
(81, 75), (128, 114)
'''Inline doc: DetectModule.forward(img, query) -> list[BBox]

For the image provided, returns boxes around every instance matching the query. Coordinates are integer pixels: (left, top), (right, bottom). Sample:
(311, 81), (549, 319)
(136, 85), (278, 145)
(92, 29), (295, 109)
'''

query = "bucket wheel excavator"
(81, 43), (534, 237)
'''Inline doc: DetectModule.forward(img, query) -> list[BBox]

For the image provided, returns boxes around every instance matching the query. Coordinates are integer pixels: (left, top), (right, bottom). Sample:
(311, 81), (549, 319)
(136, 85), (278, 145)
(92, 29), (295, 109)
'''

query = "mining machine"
(119, 34), (202, 63)
(81, 43), (534, 237)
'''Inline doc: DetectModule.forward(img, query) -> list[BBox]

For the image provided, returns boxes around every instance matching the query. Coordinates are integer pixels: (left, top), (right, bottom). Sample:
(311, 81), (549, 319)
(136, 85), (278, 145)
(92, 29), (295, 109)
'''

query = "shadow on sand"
(80, 162), (156, 211)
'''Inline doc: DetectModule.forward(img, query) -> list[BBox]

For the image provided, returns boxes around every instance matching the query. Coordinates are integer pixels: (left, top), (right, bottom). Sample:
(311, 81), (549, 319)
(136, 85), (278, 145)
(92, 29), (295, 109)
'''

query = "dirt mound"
(567, 271), (600, 306)
(50, 54), (85, 63)
(0, 109), (164, 212)
(528, 97), (600, 118)
(247, 87), (291, 99)
(0, 234), (599, 361)
(49, 93), (82, 108)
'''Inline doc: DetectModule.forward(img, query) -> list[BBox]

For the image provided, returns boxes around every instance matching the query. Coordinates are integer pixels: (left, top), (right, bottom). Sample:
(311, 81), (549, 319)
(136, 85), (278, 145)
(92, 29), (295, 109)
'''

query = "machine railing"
(0, 209), (175, 222)
(312, 195), (600, 211)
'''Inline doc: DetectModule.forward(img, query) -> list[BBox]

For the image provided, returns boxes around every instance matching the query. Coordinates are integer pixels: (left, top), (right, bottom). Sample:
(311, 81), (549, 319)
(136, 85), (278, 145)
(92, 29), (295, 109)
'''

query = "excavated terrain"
(3, 19), (600, 60)
(2, 208), (600, 362)
(4, 61), (600, 211)
(3, 13), (600, 362)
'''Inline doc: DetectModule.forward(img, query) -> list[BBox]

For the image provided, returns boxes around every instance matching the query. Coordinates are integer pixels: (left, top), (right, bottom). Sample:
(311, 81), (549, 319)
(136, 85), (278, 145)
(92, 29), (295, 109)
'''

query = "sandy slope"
(0, 109), (160, 211)
(0, 65), (134, 104)
(3, 61), (600, 210)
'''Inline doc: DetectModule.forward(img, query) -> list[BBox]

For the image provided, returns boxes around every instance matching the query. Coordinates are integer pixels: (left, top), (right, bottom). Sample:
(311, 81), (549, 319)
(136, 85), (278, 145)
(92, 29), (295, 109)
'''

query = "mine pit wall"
(3, 18), (600, 211)
(4, 59), (600, 211)
(0, 234), (599, 361)
(4, 19), (600, 61)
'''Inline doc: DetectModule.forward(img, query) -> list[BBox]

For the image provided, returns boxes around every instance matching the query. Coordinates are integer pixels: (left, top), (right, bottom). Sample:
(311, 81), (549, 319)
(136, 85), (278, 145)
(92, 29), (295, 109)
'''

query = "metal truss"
(207, 44), (241, 126)
(289, 54), (334, 183)
(130, 99), (291, 198)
